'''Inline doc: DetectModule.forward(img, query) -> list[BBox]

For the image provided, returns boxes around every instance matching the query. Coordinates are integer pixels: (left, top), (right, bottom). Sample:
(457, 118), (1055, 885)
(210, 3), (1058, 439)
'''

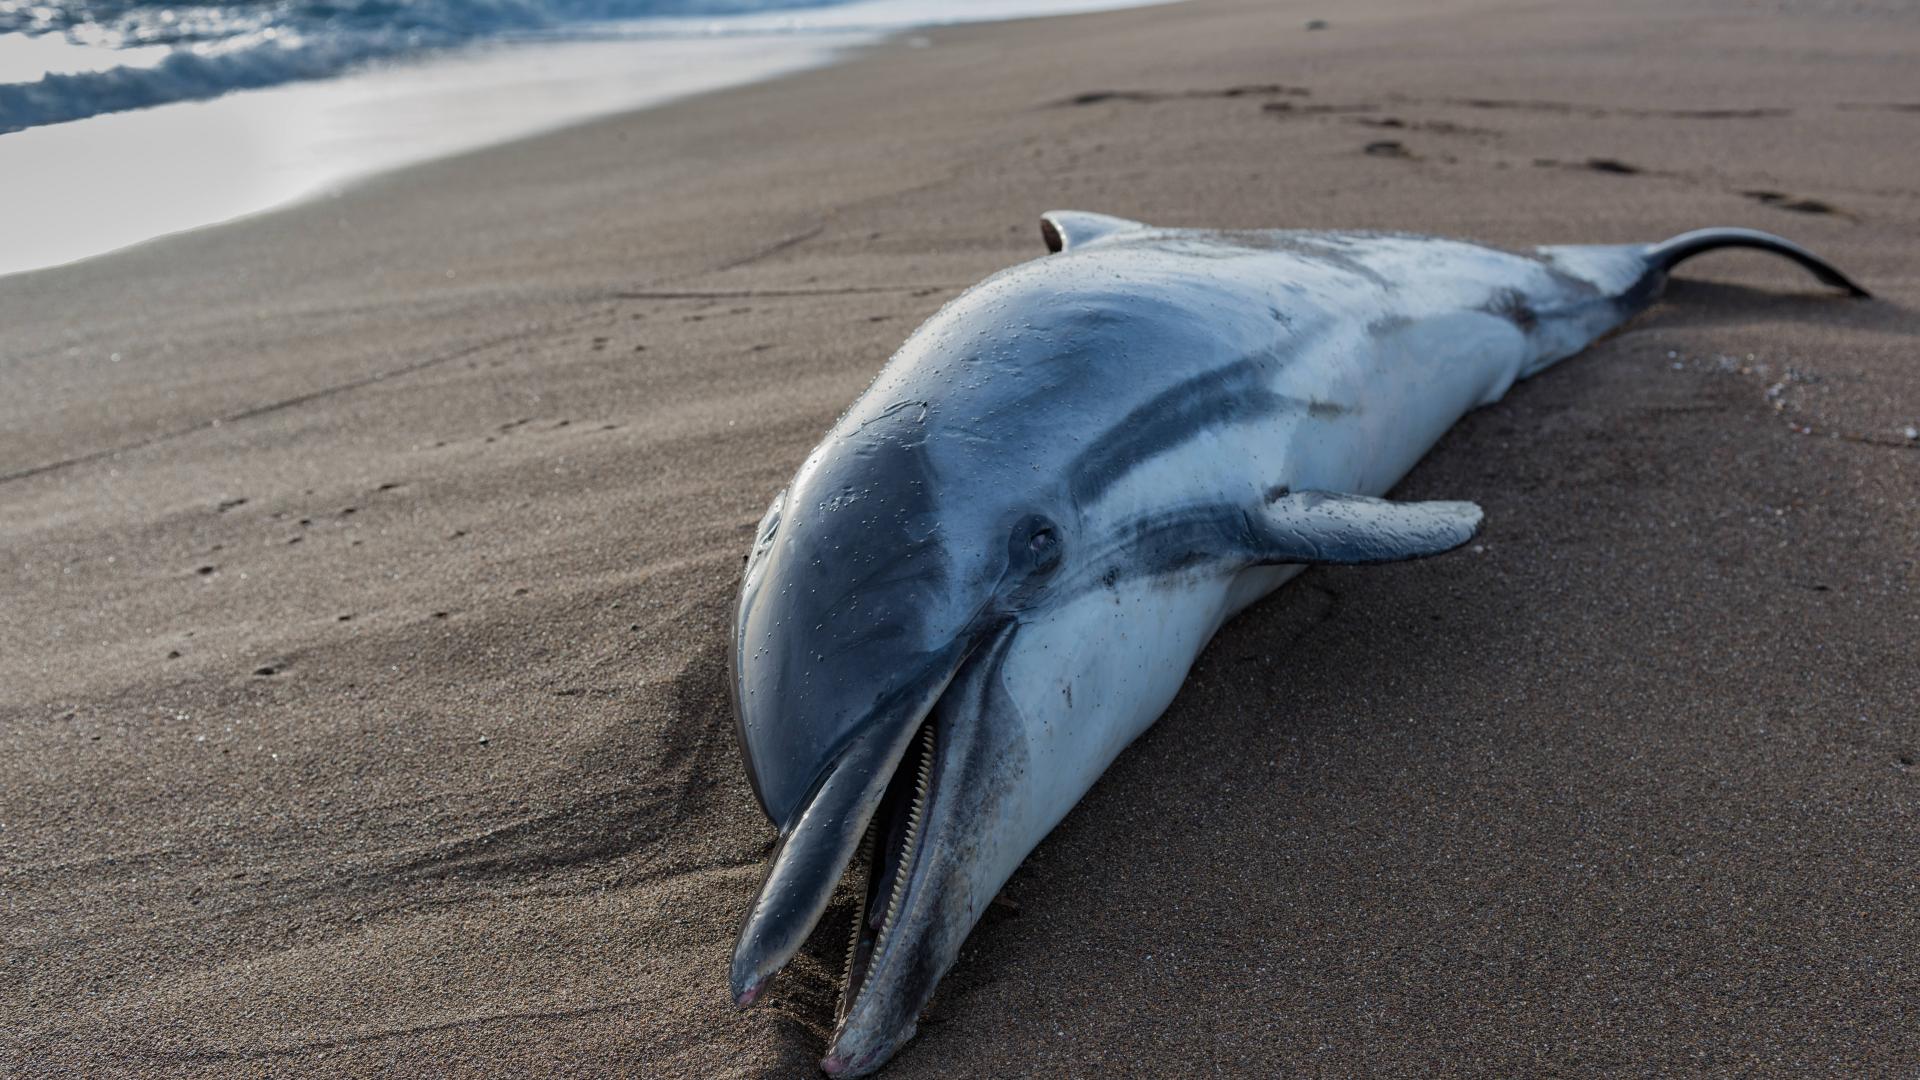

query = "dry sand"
(3, 0), (1917, 1074)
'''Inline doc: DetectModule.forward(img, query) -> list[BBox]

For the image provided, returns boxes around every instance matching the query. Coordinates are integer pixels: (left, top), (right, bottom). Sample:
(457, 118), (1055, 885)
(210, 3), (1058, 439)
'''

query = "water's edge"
(0, 0), (1168, 279)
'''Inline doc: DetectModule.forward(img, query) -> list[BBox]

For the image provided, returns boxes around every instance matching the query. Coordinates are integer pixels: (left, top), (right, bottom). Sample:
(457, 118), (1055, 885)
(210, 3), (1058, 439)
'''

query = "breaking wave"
(0, 0), (848, 132)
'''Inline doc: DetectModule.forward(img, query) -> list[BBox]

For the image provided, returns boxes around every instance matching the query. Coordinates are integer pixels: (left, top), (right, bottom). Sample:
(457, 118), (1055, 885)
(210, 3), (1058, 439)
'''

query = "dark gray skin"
(726, 212), (1867, 1075)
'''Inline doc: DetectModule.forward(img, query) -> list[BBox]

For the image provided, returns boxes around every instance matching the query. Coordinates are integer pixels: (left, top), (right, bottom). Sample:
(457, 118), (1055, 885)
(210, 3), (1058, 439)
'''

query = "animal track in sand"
(1350, 115), (1501, 138)
(1356, 140), (1464, 166)
(1262, 101), (1381, 117)
(1415, 95), (1790, 120)
(1255, 89), (1792, 123)
(1531, 157), (1652, 176)
(1058, 84), (1311, 107)
(1742, 190), (1847, 216)
(1362, 140), (1416, 159)
(1527, 159), (1857, 219)
(1056, 86), (1790, 120)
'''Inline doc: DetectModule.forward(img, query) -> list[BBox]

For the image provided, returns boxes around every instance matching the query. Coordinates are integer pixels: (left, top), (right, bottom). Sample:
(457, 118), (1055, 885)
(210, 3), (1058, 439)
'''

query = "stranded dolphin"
(725, 212), (1866, 1074)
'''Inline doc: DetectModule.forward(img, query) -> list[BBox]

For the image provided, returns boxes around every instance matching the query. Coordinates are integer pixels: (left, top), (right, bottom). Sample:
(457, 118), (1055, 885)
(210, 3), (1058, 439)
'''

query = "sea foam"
(0, 0), (842, 132)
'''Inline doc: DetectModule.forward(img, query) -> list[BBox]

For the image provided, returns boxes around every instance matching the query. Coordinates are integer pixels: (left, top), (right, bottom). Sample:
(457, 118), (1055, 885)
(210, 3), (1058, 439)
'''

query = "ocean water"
(0, 0), (1164, 274)
(0, 0), (864, 133)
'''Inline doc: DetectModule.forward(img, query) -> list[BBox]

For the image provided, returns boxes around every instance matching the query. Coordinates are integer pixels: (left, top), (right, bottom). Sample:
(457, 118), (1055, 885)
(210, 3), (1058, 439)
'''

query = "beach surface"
(3, 0), (1916, 1075)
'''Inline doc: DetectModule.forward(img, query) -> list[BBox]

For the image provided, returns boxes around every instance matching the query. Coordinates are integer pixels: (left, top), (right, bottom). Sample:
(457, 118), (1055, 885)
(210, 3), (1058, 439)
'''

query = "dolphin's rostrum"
(727, 211), (1867, 1074)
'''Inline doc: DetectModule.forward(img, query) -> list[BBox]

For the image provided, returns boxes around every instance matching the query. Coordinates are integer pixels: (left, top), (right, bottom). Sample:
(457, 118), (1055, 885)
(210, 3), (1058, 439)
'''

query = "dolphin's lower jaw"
(825, 622), (1028, 1075)
(732, 623), (1028, 1078)
(827, 719), (938, 1059)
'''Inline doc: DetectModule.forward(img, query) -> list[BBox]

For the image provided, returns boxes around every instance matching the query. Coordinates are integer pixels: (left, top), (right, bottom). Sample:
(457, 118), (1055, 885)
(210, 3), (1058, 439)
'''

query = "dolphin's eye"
(1012, 515), (1062, 577)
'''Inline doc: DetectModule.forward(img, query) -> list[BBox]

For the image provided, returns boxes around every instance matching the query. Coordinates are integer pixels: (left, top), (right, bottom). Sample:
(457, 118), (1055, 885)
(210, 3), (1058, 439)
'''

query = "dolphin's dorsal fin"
(1040, 210), (1147, 253)
(1254, 490), (1483, 564)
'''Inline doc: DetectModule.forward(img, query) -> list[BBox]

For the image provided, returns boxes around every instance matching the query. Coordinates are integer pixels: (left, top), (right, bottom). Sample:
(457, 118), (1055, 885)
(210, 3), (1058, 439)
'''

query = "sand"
(3, 0), (1916, 1074)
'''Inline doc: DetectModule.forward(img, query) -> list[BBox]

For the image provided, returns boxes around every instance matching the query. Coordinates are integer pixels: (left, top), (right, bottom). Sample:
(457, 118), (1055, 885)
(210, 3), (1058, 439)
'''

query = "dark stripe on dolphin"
(1481, 287), (1540, 331)
(1067, 356), (1338, 505)
(1062, 493), (1465, 606)
(1223, 231), (1400, 289)
(1056, 502), (1266, 603)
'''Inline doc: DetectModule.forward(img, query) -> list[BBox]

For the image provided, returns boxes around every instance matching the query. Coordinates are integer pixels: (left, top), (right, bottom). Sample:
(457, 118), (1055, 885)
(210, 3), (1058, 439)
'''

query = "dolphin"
(725, 212), (1866, 1074)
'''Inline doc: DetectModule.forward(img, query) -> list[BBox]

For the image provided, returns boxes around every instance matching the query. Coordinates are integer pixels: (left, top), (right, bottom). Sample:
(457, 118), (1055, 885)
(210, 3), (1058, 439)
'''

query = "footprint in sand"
(1531, 157), (1647, 175)
(1743, 190), (1846, 216)
(1059, 84), (1312, 107)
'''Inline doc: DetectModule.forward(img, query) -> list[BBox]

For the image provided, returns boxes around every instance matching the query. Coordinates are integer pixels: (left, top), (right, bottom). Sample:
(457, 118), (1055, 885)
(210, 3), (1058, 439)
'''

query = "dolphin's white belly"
(997, 570), (1246, 846)
(991, 303), (1529, 861)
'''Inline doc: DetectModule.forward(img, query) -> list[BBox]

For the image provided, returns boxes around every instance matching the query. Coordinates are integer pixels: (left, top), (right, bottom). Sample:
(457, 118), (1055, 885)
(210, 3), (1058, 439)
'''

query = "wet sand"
(3, 0), (1916, 1074)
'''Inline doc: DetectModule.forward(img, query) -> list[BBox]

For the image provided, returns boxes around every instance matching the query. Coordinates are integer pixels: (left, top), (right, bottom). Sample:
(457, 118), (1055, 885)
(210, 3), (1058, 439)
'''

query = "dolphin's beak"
(819, 621), (1025, 1075)
(728, 634), (980, 1007)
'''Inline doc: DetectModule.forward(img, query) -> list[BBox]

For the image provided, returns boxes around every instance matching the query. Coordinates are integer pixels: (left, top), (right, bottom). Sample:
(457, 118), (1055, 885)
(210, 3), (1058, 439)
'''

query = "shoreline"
(0, 31), (864, 278)
(0, 0), (1173, 279)
(4, 0), (1916, 1075)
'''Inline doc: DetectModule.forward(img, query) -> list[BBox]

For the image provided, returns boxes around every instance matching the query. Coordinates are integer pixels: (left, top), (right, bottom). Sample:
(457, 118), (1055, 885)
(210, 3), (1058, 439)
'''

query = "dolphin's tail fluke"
(1535, 228), (1871, 317)
(1642, 227), (1870, 299)
(1522, 228), (1869, 380)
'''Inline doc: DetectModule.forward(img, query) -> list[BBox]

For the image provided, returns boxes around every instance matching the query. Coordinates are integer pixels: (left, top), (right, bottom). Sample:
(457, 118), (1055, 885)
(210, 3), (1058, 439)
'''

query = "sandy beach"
(4, 0), (1917, 1074)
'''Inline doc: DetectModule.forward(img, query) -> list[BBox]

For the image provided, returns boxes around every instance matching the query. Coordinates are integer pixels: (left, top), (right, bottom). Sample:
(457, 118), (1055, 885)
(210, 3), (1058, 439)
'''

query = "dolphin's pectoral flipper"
(1252, 490), (1483, 564)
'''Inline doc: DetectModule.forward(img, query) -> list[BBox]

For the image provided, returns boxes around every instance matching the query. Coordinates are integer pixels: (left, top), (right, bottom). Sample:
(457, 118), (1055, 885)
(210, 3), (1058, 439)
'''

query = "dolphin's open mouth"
(837, 718), (938, 1022)
(732, 619), (1019, 1076)
(729, 630), (984, 1016)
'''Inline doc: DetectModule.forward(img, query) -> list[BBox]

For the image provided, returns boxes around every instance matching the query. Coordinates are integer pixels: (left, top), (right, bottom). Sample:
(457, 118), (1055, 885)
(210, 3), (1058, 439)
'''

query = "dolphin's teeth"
(872, 723), (936, 964)
(837, 822), (877, 1023)
(837, 721), (937, 1021)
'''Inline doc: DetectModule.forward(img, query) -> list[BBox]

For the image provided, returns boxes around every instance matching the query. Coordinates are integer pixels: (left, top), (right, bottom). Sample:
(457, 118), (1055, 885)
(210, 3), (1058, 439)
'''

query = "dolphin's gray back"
(847, 227), (1618, 527)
